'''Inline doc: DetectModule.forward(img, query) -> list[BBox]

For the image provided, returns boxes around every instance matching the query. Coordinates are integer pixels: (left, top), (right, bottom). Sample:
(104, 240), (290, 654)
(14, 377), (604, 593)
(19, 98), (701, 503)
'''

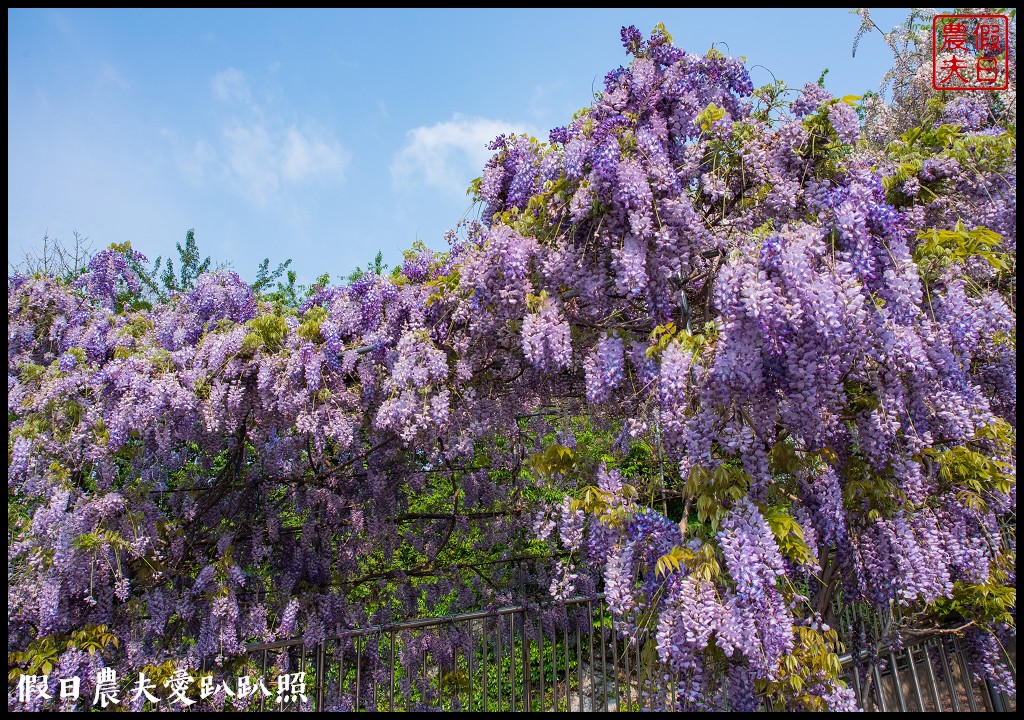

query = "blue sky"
(8, 8), (912, 283)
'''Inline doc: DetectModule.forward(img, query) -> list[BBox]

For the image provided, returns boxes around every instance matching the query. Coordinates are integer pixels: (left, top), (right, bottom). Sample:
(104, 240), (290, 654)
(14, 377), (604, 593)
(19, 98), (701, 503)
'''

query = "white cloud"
(281, 126), (346, 183)
(222, 122), (278, 204)
(178, 69), (349, 207)
(96, 62), (128, 89)
(211, 68), (251, 105)
(218, 121), (348, 207)
(390, 114), (536, 197)
(174, 137), (215, 185)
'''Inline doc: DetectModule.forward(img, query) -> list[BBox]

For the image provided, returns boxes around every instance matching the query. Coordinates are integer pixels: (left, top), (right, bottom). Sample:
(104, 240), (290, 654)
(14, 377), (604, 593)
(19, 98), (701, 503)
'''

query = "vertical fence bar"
(405, 632), (413, 709)
(999, 691), (1011, 712)
(522, 611), (532, 712)
(576, 613), (584, 712)
(552, 622), (559, 711)
(438, 631), (444, 712)
(422, 642), (428, 710)
(849, 659), (864, 708)
(985, 678), (1006, 713)
(922, 641), (944, 712)
(623, 633), (631, 712)
(482, 623), (489, 713)
(951, 636), (979, 713)
(638, 630), (647, 708)
(588, 600), (597, 713)
(871, 661), (888, 712)
(904, 644), (926, 712)
(599, 613), (607, 714)
(536, 618), (544, 712)
(299, 645), (308, 712)
(355, 639), (362, 712)
(261, 649), (268, 713)
(456, 641), (462, 712)
(468, 624), (475, 712)
(371, 635), (378, 711)
(563, 622), (571, 710)
(510, 614), (517, 710)
(317, 641), (326, 710)
(496, 620), (504, 711)
(888, 650), (908, 712)
(611, 621), (620, 712)
(638, 631), (644, 710)
(937, 641), (963, 712)
(339, 637), (347, 705)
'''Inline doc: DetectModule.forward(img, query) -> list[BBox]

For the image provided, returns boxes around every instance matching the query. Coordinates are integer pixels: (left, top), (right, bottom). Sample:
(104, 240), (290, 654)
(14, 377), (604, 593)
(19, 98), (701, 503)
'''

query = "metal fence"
(200, 594), (1015, 712)
(840, 632), (1016, 713)
(831, 599), (1016, 713)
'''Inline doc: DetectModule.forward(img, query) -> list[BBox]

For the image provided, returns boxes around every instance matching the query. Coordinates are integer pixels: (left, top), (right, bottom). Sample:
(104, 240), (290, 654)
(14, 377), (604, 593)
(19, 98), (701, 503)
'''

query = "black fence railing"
(193, 593), (1015, 712)
(832, 595), (1016, 713)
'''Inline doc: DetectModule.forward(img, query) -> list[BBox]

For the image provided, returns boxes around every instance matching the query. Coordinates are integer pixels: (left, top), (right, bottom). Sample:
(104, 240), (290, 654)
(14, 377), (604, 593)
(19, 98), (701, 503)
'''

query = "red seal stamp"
(932, 14), (1009, 90)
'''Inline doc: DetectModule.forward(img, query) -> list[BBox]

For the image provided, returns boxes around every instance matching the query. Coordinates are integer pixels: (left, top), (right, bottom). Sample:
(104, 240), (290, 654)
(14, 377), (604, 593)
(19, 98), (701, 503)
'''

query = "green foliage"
(684, 463), (751, 531)
(16, 362), (46, 387)
(757, 625), (846, 711)
(799, 100), (859, 176)
(158, 229), (212, 295)
(695, 103), (727, 133)
(752, 80), (789, 122)
(297, 305), (329, 344)
(684, 542), (722, 583)
(646, 322), (678, 358)
(655, 545), (686, 577)
(242, 313), (290, 354)
(570, 483), (637, 529)
(947, 127), (1016, 174)
(924, 421), (1016, 512)
(884, 124), (1015, 207)
(527, 444), (578, 481)
(766, 439), (836, 478)
(914, 221), (1010, 276)
(891, 123), (961, 157)
(656, 542), (721, 582)
(931, 571), (1016, 628)
(346, 250), (389, 284)
(646, 321), (718, 359)
(9, 625), (118, 680)
(841, 454), (905, 522)
(252, 256), (294, 294)
(843, 380), (880, 416)
(425, 268), (461, 307)
(652, 22), (673, 46)
(121, 314), (154, 340)
(490, 144), (571, 243)
(262, 268), (299, 307)
(763, 507), (818, 567)
(101, 229), (340, 311)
